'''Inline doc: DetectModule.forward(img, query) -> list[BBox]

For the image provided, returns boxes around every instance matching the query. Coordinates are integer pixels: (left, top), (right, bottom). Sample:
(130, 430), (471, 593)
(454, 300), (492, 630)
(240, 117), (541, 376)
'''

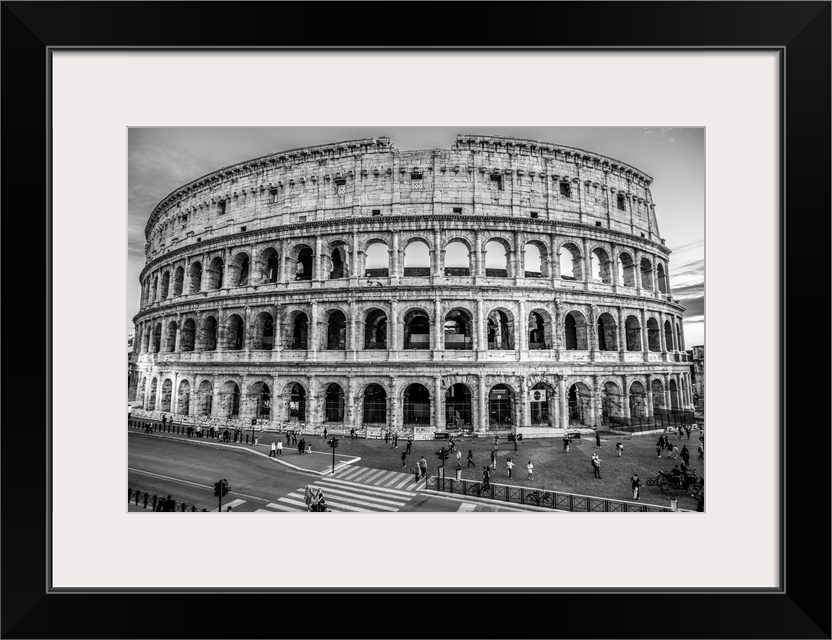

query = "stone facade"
(129, 134), (695, 436)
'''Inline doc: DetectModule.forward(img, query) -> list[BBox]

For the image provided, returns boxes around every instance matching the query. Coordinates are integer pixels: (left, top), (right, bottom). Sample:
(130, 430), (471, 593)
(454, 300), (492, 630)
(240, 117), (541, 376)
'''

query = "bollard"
(128, 487), (132, 502)
(245, 435), (249, 445)
(670, 497), (678, 512)
(143, 493), (148, 509)
(151, 495), (158, 511)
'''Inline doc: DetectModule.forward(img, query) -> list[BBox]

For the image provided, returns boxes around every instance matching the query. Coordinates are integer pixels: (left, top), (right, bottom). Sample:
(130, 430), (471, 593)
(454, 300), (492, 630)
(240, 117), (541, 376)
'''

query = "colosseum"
(128, 134), (695, 440)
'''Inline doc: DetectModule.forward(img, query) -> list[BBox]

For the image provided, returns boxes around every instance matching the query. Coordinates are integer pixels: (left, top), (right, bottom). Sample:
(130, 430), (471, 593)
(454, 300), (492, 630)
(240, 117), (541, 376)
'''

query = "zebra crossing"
(265, 474), (419, 513)
(332, 464), (423, 491)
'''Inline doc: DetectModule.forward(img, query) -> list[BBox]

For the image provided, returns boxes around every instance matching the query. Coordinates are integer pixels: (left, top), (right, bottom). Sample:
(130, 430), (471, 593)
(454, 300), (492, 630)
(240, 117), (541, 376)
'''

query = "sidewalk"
(128, 423), (360, 475)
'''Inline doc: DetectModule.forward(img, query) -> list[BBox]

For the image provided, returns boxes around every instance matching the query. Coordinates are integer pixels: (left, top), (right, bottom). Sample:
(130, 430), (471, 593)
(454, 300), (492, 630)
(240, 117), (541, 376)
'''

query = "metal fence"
(127, 418), (260, 444)
(129, 488), (207, 512)
(428, 477), (671, 512)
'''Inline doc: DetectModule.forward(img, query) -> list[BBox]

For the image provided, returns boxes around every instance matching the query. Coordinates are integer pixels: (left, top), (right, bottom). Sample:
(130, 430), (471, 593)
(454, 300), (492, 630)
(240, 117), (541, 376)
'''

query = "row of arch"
(141, 238), (670, 307)
(135, 376), (687, 426)
(136, 306), (685, 354)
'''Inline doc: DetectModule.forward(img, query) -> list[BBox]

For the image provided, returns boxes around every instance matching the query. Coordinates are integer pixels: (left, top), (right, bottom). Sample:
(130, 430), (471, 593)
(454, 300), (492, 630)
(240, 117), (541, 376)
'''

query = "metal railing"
(129, 487), (207, 512)
(428, 477), (671, 512)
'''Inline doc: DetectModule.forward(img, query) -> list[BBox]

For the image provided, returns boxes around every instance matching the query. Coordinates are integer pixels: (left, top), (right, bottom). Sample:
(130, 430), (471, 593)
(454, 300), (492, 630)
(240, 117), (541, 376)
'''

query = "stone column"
(390, 300), (399, 356)
(520, 376), (530, 427)
(244, 306), (252, 353)
(659, 311), (668, 353)
(478, 375), (488, 433)
(274, 307), (283, 352)
(314, 235), (323, 284)
(622, 374), (631, 420)
(279, 244), (287, 284)
(433, 229), (442, 278)
(434, 375), (444, 431)
(349, 299), (357, 356)
(558, 376), (567, 430)
(389, 377), (399, 432)
(516, 298), (526, 355)
(434, 297), (443, 352)
(174, 314), (182, 352)
(476, 298), (485, 354)
(640, 308), (649, 360)
(309, 302), (319, 355)
(211, 375), (221, 418)
(663, 374), (671, 410)
(552, 234), (561, 280)
(645, 374), (653, 418)
(391, 231), (400, 281)
(346, 376), (356, 432)
(351, 232), (360, 282)
(475, 230), (483, 280)
(618, 306), (626, 354)
(582, 238), (591, 283)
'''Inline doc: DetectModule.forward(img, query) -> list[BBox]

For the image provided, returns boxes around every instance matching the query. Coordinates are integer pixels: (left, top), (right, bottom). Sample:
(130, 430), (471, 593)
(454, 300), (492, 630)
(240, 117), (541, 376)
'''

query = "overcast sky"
(128, 127), (704, 345)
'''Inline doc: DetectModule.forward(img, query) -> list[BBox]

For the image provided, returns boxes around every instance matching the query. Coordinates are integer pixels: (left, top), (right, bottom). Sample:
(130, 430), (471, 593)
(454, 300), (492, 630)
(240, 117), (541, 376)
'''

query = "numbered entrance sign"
(529, 389), (547, 403)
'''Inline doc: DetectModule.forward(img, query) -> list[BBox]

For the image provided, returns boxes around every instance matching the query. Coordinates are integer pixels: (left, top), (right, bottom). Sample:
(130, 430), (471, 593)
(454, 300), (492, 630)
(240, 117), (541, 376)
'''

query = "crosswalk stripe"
(349, 468), (375, 482)
(319, 475), (417, 497)
(338, 466), (363, 479)
(278, 496), (309, 508)
(311, 492), (399, 511)
(255, 508), (273, 512)
(384, 474), (407, 487)
(362, 469), (387, 483)
(265, 502), (304, 512)
(314, 483), (407, 507)
(373, 470), (397, 485)
(284, 493), (355, 513)
(395, 476), (415, 489)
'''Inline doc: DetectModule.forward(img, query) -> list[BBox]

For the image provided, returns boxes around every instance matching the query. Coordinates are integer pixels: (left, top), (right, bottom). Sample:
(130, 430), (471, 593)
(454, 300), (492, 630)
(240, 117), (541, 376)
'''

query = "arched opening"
(294, 246), (313, 281)
(403, 383), (431, 425)
(444, 241), (471, 277)
(591, 248), (612, 283)
(180, 318), (195, 352)
(207, 256), (224, 290)
(188, 262), (202, 293)
(601, 381), (622, 425)
(324, 383), (345, 422)
(625, 315), (642, 351)
(152, 323), (162, 353)
(568, 382), (592, 426)
(165, 321), (177, 352)
(196, 380), (213, 417)
(252, 312), (274, 350)
(487, 309), (514, 350)
(288, 383), (306, 421)
(530, 382), (556, 426)
(524, 242), (544, 278)
(528, 311), (547, 349)
(669, 379), (680, 410)
(617, 252), (635, 287)
(403, 309), (430, 349)
(488, 384), (515, 428)
(656, 263), (668, 293)
(565, 311), (588, 350)
(177, 380), (191, 415)
(326, 310), (347, 350)
(640, 258), (654, 291)
(146, 378), (158, 410)
(597, 313), (618, 351)
(403, 240), (430, 277)
(160, 271), (170, 299)
(230, 253), (250, 287)
(647, 318), (661, 351)
(629, 381), (648, 419)
(444, 308), (472, 350)
(250, 382), (271, 419)
(664, 320), (675, 351)
(219, 381), (241, 418)
(445, 383), (472, 429)
(651, 379), (666, 416)
(364, 309), (387, 349)
(362, 384), (387, 425)
(328, 246), (347, 280)
(291, 312), (309, 350)
(559, 243), (583, 280)
(160, 379), (173, 412)
(199, 316), (218, 351)
(173, 266), (184, 296)
(225, 314), (244, 351)
(484, 240), (509, 277)
(364, 242), (390, 277)
(260, 247), (280, 284)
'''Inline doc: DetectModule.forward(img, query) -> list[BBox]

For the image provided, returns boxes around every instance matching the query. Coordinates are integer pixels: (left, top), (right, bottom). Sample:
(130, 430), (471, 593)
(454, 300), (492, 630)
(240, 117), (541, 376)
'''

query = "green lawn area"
(260, 430), (705, 510)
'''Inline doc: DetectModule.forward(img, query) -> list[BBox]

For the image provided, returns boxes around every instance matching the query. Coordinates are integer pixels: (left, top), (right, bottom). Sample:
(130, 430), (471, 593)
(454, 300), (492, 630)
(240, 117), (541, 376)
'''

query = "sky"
(128, 127), (704, 345)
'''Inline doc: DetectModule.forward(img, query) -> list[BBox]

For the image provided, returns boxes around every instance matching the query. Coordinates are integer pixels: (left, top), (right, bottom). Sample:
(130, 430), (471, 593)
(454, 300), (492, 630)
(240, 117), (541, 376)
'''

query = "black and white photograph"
(127, 127), (704, 514)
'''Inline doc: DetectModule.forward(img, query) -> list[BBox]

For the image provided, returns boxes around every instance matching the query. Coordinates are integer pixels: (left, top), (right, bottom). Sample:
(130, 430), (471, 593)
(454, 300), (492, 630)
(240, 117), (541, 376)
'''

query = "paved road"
(128, 433), (531, 513)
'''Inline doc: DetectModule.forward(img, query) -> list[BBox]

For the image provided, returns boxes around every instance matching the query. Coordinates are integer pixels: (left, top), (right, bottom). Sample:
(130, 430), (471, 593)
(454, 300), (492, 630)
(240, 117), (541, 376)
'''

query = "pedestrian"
(466, 449), (475, 468)
(595, 431), (601, 448)
(658, 434), (665, 449)
(162, 415), (167, 429)
(681, 445), (690, 466)
(698, 442), (704, 460)
(671, 444), (679, 460)
(196, 425), (202, 438)
(323, 427), (328, 441)
(631, 473), (642, 500)
(226, 506), (233, 512)
(680, 460), (688, 474)
(482, 466), (491, 492)
(493, 434), (499, 450)
(384, 431), (390, 445)
(285, 431), (291, 445)
(350, 427), (355, 440)
(394, 433), (399, 449)
(526, 460), (534, 480)
(413, 463), (420, 484)
(616, 441), (624, 457)
(656, 442), (662, 458)
(276, 440), (283, 456)
(223, 428), (230, 443)
(592, 454), (602, 479)
(506, 457), (514, 479)
(298, 438), (305, 455)
(490, 450), (497, 470)
(304, 486), (313, 511)
(269, 441), (277, 458)
(455, 461), (462, 480)
(186, 425), (193, 438)
(686, 426), (692, 440)
(406, 438), (412, 455)
(563, 435), (570, 453)
(292, 431), (298, 445)
(449, 436), (456, 453)
(455, 449), (462, 465)
(401, 450), (408, 469)
(419, 455), (427, 479)
(514, 434), (519, 451)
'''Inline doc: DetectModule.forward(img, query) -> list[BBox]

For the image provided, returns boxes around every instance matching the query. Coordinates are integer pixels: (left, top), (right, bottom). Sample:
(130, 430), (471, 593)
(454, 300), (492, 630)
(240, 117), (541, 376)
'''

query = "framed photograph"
(2, 2), (829, 638)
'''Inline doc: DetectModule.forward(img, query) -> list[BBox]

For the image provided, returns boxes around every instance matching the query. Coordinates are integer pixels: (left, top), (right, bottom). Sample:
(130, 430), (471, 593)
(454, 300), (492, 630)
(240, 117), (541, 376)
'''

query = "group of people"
(304, 486), (328, 512)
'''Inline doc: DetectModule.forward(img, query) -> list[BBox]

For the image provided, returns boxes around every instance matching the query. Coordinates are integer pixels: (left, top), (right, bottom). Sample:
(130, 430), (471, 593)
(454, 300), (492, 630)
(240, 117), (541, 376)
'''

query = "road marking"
(210, 498), (246, 512)
(348, 468), (374, 482)
(457, 502), (477, 512)
(394, 476), (415, 489)
(319, 476), (416, 497)
(128, 468), (213, 490)
(313, 483), (407, 507)
(338, 466), (363, 479)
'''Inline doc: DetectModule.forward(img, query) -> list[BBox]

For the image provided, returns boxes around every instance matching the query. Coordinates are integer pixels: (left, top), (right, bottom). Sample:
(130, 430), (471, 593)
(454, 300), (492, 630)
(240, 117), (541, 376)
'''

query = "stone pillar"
(434, 297), (443, 351)
(211, 376), (221, 418)
(279, 245), (287, 284)
(618, 306), (626, 354)
(314, 236), (322, 284)
(174, 314), (182, 352)
(558, 376), (567, 430)
(645, 374), (653, 418)
(390, 300), (399, 356)
(663, 374), (671, 410)
(516, 298), (526, 355)
(434, 375), (444, 431)
(349, 299), (357, 356)
(433, 229), (442, 278)
(351, 233), (360, 281)
(309, 302), (319, 354)
(582, 238), (591, 282)
(476, 298), (485, 354)
(520, 376), (530, 427)
(478, 374), (488, 433)
(274, 307), (283, 351)
(659, 311), (668, 353)
(346, 376), (356, 432)
(640, 308), (649, 359)
(552, 234), (561, 280)
(622, 374), (631, 420)
(188, 379), (197, 416)
(391, 232), (400, 281)
(475, 230), (483, 280)
(389, 377), (399, 432)
(244, 306), (251, 353)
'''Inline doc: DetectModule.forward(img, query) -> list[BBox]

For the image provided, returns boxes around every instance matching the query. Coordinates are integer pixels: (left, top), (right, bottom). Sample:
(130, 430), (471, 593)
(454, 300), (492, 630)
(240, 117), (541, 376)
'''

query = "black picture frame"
(2, 2), (829, 638)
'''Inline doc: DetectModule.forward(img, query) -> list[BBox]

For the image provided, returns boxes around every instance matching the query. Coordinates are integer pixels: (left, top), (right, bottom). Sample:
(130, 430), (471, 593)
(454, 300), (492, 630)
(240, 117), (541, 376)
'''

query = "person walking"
(350, 427), (355, 440)
(658, 434), (666, 450)
(466, 449), (475, 468)
(384, 431), (390, 445)
(276, 440), (283, 456)
(563, 434), (570, 453)
(506, 457), (514, 479)
(298, 438), (305, 455)
(656, 442), (663, 458)
(631, 473), (642, 500)
(482, 466), (491, 492)
(285, 431), (291, 445)
(292, 431), (298, 445)
(162, 415), (167, 430)
(406, 438), (412, 455)
(401, 450), (408, 469)
(514, 434), (519, 451)
(455, 448), (462, 465)
(686, 426), (692, 440)
(681, 445), (690, 467)
(595, 430), (601, 448)
(223, 428), (230, 443)
(419, 455), (428, 480)
(526, 460), (534, 480)
(269, 441), (277, 458)
(490, 449), (497, 470)
(394, 433), (399, 449)
(493, 434), (500, 450)
(616, 441), (624, 457)
(698, 442), (704, 460)
(196, 425), (203, 438)
(592, 454), (602, 479)
(671, 443), (679, 460)
(323, 427), (328, 441)
(413, 462), (420, 484)
(448, 436), (456, 453)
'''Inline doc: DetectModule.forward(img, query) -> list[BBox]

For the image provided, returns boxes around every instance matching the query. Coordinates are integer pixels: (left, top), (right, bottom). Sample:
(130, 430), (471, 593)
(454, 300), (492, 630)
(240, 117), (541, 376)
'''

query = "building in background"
(129, 135), (696, 438)
(688, 344), (705, 411)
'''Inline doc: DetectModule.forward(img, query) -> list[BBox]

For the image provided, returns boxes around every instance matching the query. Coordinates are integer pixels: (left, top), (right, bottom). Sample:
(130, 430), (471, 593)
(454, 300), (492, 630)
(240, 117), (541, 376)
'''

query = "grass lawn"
(264, 430), (705, 510)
